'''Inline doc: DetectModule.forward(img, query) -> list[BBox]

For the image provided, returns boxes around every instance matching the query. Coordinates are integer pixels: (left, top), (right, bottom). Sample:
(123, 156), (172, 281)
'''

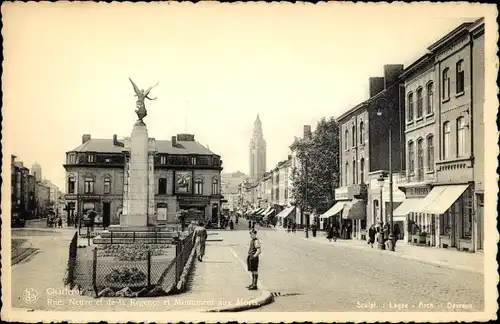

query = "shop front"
(393, 185), (432, 244)
(177, 195), (210, 224)
(319, 200), (346, 231)
(411, 183), (473, 251)
(276, 206), (296, 227)
(341, 199), (366, 240)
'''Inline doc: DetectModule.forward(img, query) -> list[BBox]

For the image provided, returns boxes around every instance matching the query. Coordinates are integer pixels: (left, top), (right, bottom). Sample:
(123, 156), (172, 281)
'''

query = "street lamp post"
(376, 98), (395, 251)
(305, 156), (309, 238)
(377, 174), (384, 224)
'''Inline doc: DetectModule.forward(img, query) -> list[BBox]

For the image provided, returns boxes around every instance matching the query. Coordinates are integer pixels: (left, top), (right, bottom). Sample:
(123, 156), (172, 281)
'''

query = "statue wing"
(129, 78), (142, 97)
(143, 81), (159, 97)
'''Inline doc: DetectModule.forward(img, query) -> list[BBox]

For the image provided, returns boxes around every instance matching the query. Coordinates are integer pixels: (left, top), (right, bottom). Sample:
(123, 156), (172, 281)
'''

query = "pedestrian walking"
(193, 221), (208, 262)
(58, 216), (63, 228)
(332, 225), (339, 242)
(292, 222), (296, 234)
(248, 219), (252, 230)
(229, 219), (234, 230)
(368, 225), (376, 248)
(326, 223), (334, 242)
(246, 229), (262, 290)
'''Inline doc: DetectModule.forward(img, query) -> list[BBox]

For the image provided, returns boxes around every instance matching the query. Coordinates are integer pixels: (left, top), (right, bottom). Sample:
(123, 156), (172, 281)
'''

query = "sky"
(2, 2), (494, 191)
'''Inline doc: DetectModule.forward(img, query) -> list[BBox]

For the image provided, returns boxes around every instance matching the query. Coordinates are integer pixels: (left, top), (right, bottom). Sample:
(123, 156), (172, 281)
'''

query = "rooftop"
(69, 138), (218, 156)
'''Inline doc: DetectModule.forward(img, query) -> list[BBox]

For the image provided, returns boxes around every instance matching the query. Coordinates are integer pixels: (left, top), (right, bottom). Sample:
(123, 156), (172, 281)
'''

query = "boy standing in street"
(246, 229), (262, 290)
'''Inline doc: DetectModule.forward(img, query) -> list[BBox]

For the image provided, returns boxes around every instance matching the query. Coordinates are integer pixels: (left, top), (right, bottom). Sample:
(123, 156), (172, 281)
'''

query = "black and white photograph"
(1, 2), (498, 323)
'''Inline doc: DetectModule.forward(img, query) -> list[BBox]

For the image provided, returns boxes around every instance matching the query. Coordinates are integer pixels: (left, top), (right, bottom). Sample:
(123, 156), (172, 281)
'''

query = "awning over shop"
(277, 206), (295, 219)
(320, 201), (348, 219)
(392, 198), (423, 221)
(253, 208), (264, 215)
(259, 206), (272, 216)
(412, 184), (469, 214)
(342, 199), (366, 220)
(424, 184), (470, 215)
(263, 208), (275, 217)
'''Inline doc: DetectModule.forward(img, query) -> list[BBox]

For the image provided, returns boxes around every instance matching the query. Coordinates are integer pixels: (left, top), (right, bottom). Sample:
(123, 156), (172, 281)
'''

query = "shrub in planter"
(98, 244), (170, 261)
(105, 267), (147, 286)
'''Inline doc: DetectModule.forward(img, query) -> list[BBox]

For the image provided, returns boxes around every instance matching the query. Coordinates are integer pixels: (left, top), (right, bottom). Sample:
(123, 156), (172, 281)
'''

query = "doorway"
(102, 202), (111, 228)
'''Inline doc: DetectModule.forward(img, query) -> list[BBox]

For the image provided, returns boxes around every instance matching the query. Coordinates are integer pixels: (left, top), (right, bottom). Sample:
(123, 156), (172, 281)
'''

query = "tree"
(290, 117), (340, 214)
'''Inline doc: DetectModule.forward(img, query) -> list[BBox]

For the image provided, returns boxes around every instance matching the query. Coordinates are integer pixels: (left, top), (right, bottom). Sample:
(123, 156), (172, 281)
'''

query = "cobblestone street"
(232, 221), (484, 312)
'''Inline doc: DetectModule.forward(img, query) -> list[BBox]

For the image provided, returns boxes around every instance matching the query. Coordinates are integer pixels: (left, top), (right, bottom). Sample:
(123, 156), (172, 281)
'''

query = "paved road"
(227, 221), (484, 312)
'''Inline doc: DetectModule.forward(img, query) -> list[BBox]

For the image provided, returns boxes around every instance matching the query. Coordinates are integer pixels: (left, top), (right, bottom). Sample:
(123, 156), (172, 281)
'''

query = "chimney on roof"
(383, 64), (404, 89)
(369, 77), (385, 98)
(303, 125), (312, 139)
(82, 134), (91, 144)
(11, 154), (17, 164)
(171, 136), (177, 147)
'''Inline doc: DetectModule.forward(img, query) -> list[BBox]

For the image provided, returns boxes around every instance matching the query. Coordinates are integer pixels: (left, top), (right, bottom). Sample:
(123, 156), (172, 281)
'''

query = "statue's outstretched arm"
(146, 95), (157, 101)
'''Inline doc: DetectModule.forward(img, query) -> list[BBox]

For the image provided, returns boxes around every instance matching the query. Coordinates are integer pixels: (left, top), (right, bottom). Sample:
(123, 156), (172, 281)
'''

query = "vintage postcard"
(1, 1), (498, 323)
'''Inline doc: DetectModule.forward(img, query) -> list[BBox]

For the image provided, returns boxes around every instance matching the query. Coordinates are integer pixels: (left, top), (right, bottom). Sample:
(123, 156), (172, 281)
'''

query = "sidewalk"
(299, 231), (484, 274)
(10, 232), (271, 312)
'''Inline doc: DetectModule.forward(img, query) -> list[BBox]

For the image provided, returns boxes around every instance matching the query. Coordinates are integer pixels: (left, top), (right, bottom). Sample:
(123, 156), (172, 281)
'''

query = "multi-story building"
(36, 182), (51, 216)
(31, 162), (42, 183)
(11, 155), (32, 223)
(63, 133), (223, 226)
(333, 65), (407, 240)
(249, 114), (267, 183)
(396, 19), (485, 252)
(221, 171), (248, 212)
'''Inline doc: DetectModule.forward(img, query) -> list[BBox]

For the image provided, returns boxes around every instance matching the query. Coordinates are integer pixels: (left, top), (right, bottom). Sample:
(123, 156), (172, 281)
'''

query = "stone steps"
(100, 231), (179, 239)
(93, 237), (174, 244)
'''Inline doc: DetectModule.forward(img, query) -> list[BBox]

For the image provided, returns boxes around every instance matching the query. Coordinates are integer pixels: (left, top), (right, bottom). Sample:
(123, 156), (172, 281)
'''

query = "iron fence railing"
(78, 232), (196, 296)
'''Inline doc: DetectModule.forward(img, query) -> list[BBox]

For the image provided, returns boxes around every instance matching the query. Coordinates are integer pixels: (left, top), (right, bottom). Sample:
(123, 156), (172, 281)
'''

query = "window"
(457, 117), (466, 157)
(160, 156), (167, 164)
(359, 121), (364, 144)
(417, 139), (424, 181)
(103, 177), (111, 194)
(407, 93), (414, 121)
(456, 60), (464, 94)
(87, 154), (95, 163)
(427, 135), (434, 171)
(275, 188), (279, 201)
(360, 158), (365, 184)
(352, 158), (357, 184)
(416, 88), (423, 118)
(158, 178), (167, 195)
(84, 177), (94, 194)
(68, 154), (76, 164)
(191, 157), (196, 165)
(68, 176), (75, 194)
(442, 68), (450, 99)
(344, 129), (349, 150)
(212, 178), (219, 195)
(194, 178), (203, 195)
(427, 82), (434, 114)
(408, 141), (415, 174)
(345, 162), (349, 186)
(443, 122), (450, 159)
(351, 124), (356, 147)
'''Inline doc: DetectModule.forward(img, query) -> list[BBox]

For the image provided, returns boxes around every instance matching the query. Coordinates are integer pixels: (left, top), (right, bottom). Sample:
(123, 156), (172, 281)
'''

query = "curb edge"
(204, 290), (275, 312)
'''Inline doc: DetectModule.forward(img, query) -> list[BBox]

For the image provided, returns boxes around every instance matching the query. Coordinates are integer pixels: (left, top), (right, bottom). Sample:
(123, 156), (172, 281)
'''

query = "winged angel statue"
(129, 78), (159, 122)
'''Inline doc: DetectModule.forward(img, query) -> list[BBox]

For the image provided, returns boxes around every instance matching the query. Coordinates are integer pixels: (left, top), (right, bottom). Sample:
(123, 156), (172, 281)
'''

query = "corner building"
(395, 19), (485, 252)
(63, 133), (223, 226)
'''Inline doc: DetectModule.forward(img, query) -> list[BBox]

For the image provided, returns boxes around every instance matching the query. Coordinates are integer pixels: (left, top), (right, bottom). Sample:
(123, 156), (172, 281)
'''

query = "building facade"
(11, 155), (34, 222)
(249, 114), (267, 183)
(334, 65), (407, 240)
(63, 133), (223, 226)
(395, 19), (485, 252)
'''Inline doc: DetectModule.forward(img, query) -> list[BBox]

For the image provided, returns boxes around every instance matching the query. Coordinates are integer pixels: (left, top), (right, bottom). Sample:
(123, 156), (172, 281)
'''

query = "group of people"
(367, 222), (401, 248)
(286, 222), (297, 233)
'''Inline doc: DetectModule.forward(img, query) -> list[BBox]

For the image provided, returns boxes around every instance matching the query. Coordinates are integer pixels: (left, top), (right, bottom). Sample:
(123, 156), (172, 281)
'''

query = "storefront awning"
(424, 184), (470, 214)
(277, 206), (295, 219)
(263, 208), (275, 217)
(392, 198), (423, 221)
(320, 201), (348, 219)
(412, 184), (469, 214)
(342, 199), (366, 220)
(259, 206), (272, 216)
